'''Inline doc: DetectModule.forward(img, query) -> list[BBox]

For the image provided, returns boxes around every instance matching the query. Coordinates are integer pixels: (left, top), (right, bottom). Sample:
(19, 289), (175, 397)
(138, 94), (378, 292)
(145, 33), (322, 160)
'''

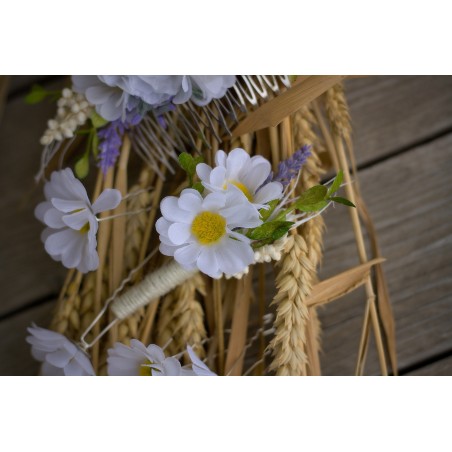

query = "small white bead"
(40, 135), (52, 145)
(47, 119), (58, 130)
(62, 128), (74, 138)
(67, 118), (77, 129)
(62, 88), (72, 98)
(77, 112), (87, 124)
(71, 104), (80, 113)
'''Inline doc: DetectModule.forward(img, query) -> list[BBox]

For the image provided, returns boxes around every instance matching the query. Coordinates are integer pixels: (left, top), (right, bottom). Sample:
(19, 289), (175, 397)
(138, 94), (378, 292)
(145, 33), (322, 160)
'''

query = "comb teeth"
(37, 76), (292, 181)
(131, 75), (292, 174)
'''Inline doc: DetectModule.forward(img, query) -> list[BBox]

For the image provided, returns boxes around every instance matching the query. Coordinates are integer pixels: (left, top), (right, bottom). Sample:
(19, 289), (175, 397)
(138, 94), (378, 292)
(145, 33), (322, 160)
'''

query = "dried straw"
(269, 233), (313, 375)
(156, 273), (207, 359)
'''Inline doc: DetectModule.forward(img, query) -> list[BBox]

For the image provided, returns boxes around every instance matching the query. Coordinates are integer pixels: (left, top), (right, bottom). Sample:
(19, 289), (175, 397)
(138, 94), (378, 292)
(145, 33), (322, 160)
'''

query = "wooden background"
(0, 75), (451, 376)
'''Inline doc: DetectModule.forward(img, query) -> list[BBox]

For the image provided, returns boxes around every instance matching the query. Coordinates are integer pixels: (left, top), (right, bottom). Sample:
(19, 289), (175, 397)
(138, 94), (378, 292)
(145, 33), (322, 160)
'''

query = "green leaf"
(259, 199), (279, 221)
(91, 131), (99, 157)
(192, 182), (204, 194)
(248, 221), (294, 241)
(295, 185), (328, 210)
(178, 152), (195, 174)
(25, 84), (48, 104)
(178, 152), (204, 185)
(297, 199), (329, 212)
(90, 111), (109, 129)
(329, 196), (356, 207)
(327, 170), (343, 197)
(75, 153), (90, 179)
(193, 155), (204, 166)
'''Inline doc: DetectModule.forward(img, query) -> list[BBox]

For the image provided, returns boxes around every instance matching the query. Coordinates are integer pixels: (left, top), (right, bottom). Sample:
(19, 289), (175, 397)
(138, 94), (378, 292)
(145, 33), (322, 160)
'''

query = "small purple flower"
(97, 111), (142, 174)
(273, 145), (312, 188)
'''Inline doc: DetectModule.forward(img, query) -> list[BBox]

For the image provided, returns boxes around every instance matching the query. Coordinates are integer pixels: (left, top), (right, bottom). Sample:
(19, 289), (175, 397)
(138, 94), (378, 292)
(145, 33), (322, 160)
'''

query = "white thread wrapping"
(112, 236), (289, 317)
(111, 260), (196, 319)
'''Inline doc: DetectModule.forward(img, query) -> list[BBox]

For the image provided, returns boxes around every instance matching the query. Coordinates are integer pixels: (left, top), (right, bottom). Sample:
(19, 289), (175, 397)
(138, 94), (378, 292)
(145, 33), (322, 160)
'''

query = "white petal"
(226, 148), (250, 178)
(197, 247), (221, 278)
(41, 361), (64, 376)
(217, 238), (254, 275)
(45, 348), (74, 368)
(196, 163), (212, 182)
(43, 208), (66, 229)
(159, 242), (179, 257)
(146, 344), (166, 363)
(64, 359), (84, 376)
(62, 209), (91, 230)
(241, 161), (271, 192)
(187, 345), (216, 376)
(60, 168), (91, 204)
(27, 325), (65, 342)
(78, 236), (99, 273)
(174, 243), (201, 266)
(51, 198), (87, 213)
(215, 239), (248, 275)
(73, 351), (95, 376)
(155, 217), (171, 237)
(92, 189), (122, 214)
(214, 150), (227, 167)
(44, 229), (76, 256)
(178, 191), (202, 212)
(202, 192), (226, 211)
(160, 196), (192, 223)
(209, 166), (227, 188)
(61, 232), (84, 268)
(253, 181), (284, 205)
(31, 347), (47, 362)
(168, 222), (192, 245)
(35, 201), (52, 223)
(160, 357), (182, 376)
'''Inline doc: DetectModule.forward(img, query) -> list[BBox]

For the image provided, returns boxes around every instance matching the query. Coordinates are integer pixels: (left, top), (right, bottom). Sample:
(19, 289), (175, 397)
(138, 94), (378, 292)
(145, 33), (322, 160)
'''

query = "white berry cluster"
(40, 88), (92, 145)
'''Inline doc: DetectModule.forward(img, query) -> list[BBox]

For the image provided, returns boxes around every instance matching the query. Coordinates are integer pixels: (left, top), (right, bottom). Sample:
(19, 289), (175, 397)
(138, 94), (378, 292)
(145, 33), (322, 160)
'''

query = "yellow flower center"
(223, 180), (253, 202)
(139, 359), (153, 376)
(191, 211), (226, 245)
(79, 222), (90, 234)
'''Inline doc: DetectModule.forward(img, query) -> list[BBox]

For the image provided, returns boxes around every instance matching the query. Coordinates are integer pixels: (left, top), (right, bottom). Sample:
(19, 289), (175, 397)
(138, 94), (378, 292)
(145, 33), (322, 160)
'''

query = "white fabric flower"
(26, 324), (95, 376)
(196, 148), (283, 210)
(187, 345), (217, 376)
(72, 75), (138, 122)
(35, 168), (121, 273)
(72, 75), (236, 121)
(107, 340), (194, 376)
(156, 188), (262, 278)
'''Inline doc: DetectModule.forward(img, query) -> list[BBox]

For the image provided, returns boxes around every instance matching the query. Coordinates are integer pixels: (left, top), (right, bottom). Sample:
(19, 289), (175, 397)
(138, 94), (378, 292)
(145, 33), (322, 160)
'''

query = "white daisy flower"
(35, 168), (121, 273)
(26, 324), (95, 376)
(196, 148), (284, 210)
(187, 345), (217, 376)
(107, 340), (194, 376)
(156, 188), (262, 279)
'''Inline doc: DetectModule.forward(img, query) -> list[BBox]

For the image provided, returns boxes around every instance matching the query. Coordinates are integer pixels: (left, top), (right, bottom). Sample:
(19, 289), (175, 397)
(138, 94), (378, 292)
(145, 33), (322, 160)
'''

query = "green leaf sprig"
(178, 152), (204, 193)
(25, 84), (61, 105)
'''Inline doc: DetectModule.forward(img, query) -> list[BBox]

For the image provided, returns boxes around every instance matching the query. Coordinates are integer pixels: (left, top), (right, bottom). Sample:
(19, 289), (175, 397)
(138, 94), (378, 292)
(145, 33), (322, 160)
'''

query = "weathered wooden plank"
(0, 301), (55, 375)
(318, 133), (452, 375)
(345, 75), (452, 166)
(405, 355), (452, 376)
(0, 79), (67, 316)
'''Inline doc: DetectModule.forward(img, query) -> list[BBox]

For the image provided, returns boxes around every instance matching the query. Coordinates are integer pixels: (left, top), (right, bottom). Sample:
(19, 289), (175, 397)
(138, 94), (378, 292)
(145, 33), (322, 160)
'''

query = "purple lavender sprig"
(273, 145), (312, 188)
(97, 111), (142, 174)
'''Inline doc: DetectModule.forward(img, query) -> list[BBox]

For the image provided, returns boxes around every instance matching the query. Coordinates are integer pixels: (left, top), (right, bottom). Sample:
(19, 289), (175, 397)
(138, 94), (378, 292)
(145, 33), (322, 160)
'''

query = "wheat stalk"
(269, 233), (314, 375)
(155, 273), (207, 359)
